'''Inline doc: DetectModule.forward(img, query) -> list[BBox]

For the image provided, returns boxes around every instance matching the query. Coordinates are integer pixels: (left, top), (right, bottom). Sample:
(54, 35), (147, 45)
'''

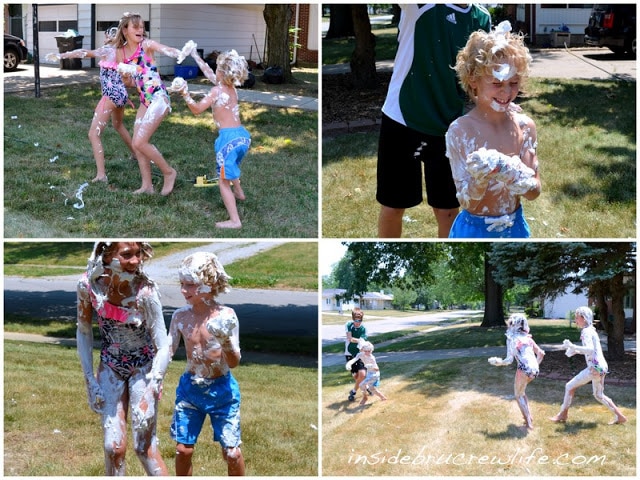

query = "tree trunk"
(325, 4), (354, 39)
(481, 255), (505, 327)
(263, 5), (293, 83)
(349, 5), (379, 89)
(607, 274), (626, 361)
(593, 282), (610, 334)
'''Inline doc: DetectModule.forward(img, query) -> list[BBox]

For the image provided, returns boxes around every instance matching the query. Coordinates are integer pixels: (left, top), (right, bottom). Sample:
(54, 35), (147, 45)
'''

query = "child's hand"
(206, 314), (237, 340)
(86, 379), (105, 413)
(562, 339), (577, 357)
(177, 40), (197, 64)
(488, 356), (502, 366)
(45, 52), (61, 62)
(167, 76), (188, 94)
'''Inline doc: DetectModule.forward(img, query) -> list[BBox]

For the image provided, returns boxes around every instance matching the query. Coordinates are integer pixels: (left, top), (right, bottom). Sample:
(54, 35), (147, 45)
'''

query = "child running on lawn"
(446, 21), (541, 237)
(550, 306), (627, 425)
(46, 27), (136, 183)
(171, 47), (251, 229)
(489, 313), (545, 430)
(346, 340), (387, 405)
(169, 252), (245, 475)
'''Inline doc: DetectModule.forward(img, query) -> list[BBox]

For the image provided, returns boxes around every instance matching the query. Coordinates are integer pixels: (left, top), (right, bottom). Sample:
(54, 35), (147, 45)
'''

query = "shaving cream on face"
(493, 63), (516, 82)
(490, 100), (508, 113)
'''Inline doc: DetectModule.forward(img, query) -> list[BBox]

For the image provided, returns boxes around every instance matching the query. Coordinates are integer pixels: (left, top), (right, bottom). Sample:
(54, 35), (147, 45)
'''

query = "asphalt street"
(4, 242), (318, 338)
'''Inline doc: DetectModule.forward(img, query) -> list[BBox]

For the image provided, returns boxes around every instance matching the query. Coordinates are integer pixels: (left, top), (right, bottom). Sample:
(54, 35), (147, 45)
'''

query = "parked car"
(584, 4), (636, 56)
(4, 33), (28, 72)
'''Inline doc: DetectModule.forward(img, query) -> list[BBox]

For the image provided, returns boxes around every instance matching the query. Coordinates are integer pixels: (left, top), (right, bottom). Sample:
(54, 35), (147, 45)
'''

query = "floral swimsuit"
(94, 45), (129, 108)
(122, 42), (168, 107)
(81, 274), (156, 379)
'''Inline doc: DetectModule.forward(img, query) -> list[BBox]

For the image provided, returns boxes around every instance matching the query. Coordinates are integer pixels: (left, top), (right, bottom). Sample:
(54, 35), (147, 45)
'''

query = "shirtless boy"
(446, 21), (541, 237)
(169, 252), (245, 475)
(173, 48), (251, 229)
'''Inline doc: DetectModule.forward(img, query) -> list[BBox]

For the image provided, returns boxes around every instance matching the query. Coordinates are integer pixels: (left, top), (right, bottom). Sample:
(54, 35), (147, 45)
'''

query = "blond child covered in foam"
(168, 252), (245, 475)
(446, 21), (541, 238)
(171, 46), (251, 229)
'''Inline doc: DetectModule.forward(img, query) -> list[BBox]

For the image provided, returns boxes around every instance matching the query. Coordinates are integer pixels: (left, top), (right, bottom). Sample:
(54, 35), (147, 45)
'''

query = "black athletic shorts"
(376, 113), (460, 210)
(345, 355), (366, 375)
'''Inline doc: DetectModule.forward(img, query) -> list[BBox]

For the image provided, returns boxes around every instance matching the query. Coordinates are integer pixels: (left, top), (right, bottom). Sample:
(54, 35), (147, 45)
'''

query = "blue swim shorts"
(170, 372), (242, 448)
(214, 126), (251, 181)
(449, 205), (531, 238)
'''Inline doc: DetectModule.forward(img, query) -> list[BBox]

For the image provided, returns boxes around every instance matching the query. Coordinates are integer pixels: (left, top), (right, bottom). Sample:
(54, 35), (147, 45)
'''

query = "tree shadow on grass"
(559, 144), (636, 204)
(523, 79), (636, 206)
(526, 79), (635, 139)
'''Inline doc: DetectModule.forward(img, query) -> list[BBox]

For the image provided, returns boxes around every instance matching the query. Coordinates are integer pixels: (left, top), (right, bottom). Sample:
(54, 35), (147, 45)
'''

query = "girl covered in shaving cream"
(76, 242), (170, 475)
(489, 313), (545, 430)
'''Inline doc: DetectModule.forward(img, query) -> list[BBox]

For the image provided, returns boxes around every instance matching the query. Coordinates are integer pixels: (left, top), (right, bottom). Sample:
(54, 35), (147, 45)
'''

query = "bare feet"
(133, 187), (155, 195)
(550, 414), (567, 423)
(216, 220), (242, 229)
(161, 168), (177, 196)
(609, 414), (627, 425)
(92, 176), (108, 183)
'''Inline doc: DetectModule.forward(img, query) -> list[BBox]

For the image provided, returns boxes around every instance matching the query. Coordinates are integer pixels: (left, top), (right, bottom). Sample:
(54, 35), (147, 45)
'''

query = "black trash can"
(55, 35), (84, 69)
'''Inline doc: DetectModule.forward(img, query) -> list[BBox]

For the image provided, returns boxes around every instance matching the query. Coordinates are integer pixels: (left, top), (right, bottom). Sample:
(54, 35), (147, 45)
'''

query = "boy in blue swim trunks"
(169, 252), (245, 475)
(446, 21), (541, 238)
(175, 48), (251, 229)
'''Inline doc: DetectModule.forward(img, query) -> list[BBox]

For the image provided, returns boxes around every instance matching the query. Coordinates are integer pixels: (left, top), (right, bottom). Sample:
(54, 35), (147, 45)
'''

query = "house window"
(59, 20), (79, 31)
(39, 21), (57, 32)
(38, 20), (79, 32)
(96, 20), (150, 32)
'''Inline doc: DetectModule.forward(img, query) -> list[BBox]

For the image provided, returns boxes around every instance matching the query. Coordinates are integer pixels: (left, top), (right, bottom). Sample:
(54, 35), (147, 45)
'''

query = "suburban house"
(4, 3), (318, 74)
(322, 288), (393, 313)
(509, 4), (594, 47)
(543, 275), (636, 326)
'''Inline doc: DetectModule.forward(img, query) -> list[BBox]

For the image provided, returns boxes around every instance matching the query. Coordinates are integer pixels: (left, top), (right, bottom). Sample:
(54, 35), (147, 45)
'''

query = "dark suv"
(4, 33), (28, 71)
(584, 4), (636, 56)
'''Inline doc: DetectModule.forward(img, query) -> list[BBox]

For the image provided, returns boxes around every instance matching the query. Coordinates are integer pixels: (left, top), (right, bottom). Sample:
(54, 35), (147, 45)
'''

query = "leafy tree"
(449, 243), (505, 327)
(489, 242), (636, 361)
(391, 285), (417, 311)
(344, 242), (505, 325)
(345, 242), (445, 297)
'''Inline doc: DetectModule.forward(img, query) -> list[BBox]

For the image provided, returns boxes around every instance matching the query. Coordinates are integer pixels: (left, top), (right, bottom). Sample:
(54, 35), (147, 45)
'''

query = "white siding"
(543, 291), (589, 320)
(23, 3), (267, 73)
(150, 4), (267, 73)
(535, 6), (592, 35)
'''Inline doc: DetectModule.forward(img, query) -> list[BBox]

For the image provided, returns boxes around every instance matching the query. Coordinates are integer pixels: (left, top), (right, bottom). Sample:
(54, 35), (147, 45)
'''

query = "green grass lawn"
(4, 80), (318, 238)
(4, 341), (318, 476)
(322, 78), (635, 238)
